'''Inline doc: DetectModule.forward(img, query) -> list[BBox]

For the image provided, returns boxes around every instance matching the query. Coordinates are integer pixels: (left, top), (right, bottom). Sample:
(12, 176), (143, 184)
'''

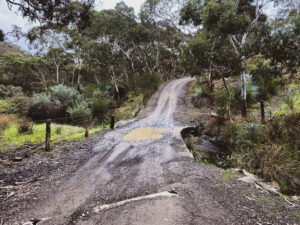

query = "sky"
(0, 0), (279, 51)
(0, 0), (145, 50)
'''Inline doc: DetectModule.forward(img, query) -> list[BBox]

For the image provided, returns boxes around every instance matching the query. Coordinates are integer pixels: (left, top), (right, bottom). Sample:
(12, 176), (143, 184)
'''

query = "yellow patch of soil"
(123, 127), (166, 141)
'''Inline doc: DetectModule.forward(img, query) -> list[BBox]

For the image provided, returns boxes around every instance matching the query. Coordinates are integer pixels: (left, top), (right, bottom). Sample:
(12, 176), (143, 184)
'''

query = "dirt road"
(14, 78), (299, 225)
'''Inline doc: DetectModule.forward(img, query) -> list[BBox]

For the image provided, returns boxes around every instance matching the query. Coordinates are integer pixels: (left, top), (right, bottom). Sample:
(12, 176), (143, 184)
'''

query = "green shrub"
(18, 118), (33, 134)
(0, 85), (23, 98)
(50, 84), (78, 107)
(226, 122), (266, 153)
(137, 73), (161, 103)
(225, 117), (300, 194)
(92, 98), (111, 115)
(137, 73), (161, 92)
(91, 89), (112, 116)
(0, 99), (11, 113)
(32, 93), (51, 105)
(28, 93), (66, 121)
(83, 84), (99, 98)
(194, 84), (211, 98)
(216, 86), (240, 116)
(216, 80), (258, 116)
(67, 101), (92, 126)
(250, 60), (280, 100)
(11, 95), (31, 116)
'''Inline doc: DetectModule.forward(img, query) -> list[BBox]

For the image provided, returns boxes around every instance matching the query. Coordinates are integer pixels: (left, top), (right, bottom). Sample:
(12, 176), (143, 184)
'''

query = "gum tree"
(180, 0), (269, 116)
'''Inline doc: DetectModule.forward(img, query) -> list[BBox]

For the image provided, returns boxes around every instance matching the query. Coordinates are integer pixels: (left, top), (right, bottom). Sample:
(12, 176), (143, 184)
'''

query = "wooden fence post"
(110, 114), (115, 130)
(260, 100), (265, 124)
(85, 126), (89, 138)
(45, 119), (51, 151)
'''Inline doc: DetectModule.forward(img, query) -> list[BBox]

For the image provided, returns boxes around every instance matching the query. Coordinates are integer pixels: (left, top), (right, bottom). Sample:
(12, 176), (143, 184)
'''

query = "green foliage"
(32, 93), (51, 105)
(137, 73), (161, 92)
(216, 85), (239, 116)
(194, 85), (211, 98)
(67, 100), (91, 119)
(225, 116), (300, 194)
(250, 58), (280, 100)
(274, 84), (300, 116)
(137, 73), (161, 103)
(0, 85), (23, 98)
(10, 95), (31, 116)
(91, 89), (112, 116)
(216, 79), (259, 116)
(0, 99), (11, 114)
(115, 94), (144, 121)
(50, 84), (78, 107)
(0, 52), (49, 91)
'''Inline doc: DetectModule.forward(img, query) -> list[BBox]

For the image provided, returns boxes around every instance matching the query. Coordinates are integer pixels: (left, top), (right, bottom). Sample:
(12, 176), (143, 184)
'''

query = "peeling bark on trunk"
(221, 74), (231, 119)
(240, 57), (247, 117)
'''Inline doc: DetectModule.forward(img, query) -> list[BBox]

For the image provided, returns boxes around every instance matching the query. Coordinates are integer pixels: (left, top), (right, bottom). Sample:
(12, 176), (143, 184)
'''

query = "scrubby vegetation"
(225, 115), (300, 194)
(178, 0), (300, 195)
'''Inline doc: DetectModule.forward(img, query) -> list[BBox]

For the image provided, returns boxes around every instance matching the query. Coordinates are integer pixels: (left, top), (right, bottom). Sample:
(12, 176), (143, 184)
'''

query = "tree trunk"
(128, 57), (137, 94)
(221, 74), (231, 119)
(71, 67), (76, 86)
(77, 74), (81, 84)
(241, 72), (247, 117)
(56, 65), (60, 83)
(240, 57), (247, 117)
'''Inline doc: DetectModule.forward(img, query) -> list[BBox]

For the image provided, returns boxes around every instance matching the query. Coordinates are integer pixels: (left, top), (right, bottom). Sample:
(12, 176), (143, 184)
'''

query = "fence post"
(260, 100), (265, 124)
(45, 119), (51, 151)
(110, 114), (115, 130)
(85, 126), (89, 138)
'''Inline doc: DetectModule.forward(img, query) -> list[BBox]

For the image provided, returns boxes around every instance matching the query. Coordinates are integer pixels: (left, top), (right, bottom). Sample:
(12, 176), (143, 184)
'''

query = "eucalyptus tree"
(0, 51), (50, 90)
(261, 9), (300, 77)
(180, 0), (270, 116)
(4, 0), (94, 31)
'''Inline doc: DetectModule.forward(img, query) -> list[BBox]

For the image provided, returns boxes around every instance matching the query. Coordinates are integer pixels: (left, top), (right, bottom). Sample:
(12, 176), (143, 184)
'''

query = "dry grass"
(0, 114), (14, 134)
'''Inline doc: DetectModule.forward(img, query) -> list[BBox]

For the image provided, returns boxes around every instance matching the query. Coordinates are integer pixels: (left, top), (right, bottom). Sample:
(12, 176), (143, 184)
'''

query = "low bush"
(91, 89), (112, 116)
(50, 84), (78, 107)
(28, 93), (66, 121)
(225, 116), (300, 194)
(0, 99), (11, 113)
(0, 85), (23, 98)
(28, 86), (81, 121)
(216, 80), (258, 116)
(0, 114), (12, 134)
(10, 95), (31, 116)
(137, 73), (161, 104)
(191, 81), (214, 107)
(18, 118), (33, 134)
(137, 73), (161, 92)
(67, 100), (92, 127)
(215, 86), (240, 116)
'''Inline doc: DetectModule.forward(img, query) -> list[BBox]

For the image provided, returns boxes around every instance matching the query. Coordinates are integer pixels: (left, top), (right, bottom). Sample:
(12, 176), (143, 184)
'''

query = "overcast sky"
(0, 0), (279, 51)
(0, 0), (145, 49)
